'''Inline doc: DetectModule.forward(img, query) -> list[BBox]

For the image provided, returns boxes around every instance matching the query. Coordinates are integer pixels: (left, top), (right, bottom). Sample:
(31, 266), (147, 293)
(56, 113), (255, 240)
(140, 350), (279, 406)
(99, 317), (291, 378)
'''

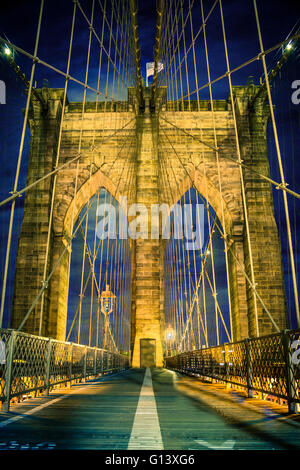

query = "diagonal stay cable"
(0, 117), (135, 208)
(0, 36), (118, 102)
(160, 0), (217, 85)
(18, 126), (136, 334)
(159, 117), (300, 200)
(160, 123), (281, 333)
(180, 32), (300, 100)
(17, 197), (93, 332)
(77, 0), (135, 89)
(159, 130), (231, 344)
(66, 134), (136, 342)
(0, 0), (44, 328)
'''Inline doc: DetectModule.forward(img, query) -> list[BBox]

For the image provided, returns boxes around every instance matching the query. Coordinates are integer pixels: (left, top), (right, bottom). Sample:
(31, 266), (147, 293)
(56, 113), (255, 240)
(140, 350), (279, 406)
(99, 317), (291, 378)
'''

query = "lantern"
(100, 284), (116, 348)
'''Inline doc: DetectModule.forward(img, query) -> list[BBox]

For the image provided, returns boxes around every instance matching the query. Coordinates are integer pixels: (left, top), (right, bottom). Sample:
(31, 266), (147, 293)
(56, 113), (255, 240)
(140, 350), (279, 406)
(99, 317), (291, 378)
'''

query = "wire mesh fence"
(0, 328), (129, 411)
(165, 328), (300, 412)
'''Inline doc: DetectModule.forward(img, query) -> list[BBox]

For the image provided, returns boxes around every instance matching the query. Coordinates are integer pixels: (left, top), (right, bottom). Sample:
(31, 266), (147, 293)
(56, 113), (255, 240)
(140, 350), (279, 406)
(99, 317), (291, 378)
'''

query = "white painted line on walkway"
(195, 438), (235, 450)
(128, 368), (163, 450)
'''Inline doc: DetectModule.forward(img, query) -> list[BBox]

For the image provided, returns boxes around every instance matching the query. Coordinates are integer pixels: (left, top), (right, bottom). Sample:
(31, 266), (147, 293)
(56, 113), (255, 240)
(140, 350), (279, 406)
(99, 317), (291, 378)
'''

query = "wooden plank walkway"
(128, 368), (163, 450)
(153, 369), (300, 450)
(0, 368), (299, 450)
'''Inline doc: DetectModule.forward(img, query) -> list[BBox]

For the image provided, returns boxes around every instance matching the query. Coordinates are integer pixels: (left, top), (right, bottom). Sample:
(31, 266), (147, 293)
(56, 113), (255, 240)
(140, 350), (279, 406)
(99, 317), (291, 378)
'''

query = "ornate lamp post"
(100, 284), (116, 349)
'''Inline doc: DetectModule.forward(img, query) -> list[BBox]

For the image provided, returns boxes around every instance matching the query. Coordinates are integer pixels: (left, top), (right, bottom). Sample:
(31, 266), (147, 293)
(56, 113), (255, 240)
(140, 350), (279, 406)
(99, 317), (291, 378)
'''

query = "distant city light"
(286, 42), (293, 51)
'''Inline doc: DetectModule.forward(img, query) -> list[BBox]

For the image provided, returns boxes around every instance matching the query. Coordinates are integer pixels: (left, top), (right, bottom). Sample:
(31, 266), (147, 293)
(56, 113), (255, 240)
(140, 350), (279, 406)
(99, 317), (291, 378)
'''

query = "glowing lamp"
(166, 326), (175, 341)
(100, 284), (116, 349)
(100, 284), (116, 315)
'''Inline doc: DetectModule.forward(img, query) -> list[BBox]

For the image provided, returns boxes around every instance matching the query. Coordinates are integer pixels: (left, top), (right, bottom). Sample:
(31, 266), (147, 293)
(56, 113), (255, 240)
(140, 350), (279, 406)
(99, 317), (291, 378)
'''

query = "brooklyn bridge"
(0, 0), (299, 451)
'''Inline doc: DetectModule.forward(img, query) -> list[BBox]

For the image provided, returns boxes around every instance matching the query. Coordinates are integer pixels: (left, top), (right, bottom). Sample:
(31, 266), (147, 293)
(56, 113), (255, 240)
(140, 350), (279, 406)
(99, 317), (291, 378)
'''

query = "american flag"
(146, 62), (164, 86)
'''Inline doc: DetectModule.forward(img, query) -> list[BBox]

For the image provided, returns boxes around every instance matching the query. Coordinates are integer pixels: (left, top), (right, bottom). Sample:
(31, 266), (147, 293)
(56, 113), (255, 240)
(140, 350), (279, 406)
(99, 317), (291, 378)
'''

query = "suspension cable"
(252, 0), (300, 327)
(0, 0), (44, 328)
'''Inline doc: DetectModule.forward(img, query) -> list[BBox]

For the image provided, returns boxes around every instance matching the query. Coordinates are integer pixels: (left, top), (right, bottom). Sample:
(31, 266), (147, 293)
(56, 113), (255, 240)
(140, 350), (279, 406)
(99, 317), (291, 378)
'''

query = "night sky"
(0, 0), (299, 338)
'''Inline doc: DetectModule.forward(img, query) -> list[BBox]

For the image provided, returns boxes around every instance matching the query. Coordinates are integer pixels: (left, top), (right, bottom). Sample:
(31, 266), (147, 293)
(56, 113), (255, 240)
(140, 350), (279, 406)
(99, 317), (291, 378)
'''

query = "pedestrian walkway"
(0, 368), (299, 450)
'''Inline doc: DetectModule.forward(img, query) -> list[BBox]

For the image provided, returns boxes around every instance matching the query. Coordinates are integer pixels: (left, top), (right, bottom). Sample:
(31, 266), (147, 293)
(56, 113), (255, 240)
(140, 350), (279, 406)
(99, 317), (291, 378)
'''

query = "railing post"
(45, 338), (52, 396)
(2, 330), (16, 412)
(224, 345), (231, 390)
(69, 343), (73, 388)
(283, 330), (298, 414)
(94, 348), (97, 377)
(100, 350), (104, 376)
(107, 351), (110, 373)
(245, 338), (254, 398)
(83, 346), (87, 382)
(103, 351), (106, 374)
(210, 352), (215, 381)
(191, 351), (195, 375)
(201, 349), (206, 379)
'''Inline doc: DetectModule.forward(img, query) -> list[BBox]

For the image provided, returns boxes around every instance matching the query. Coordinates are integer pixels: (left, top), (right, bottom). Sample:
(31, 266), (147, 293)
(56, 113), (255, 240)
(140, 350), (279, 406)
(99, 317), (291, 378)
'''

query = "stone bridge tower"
(12, 83), (287, 367)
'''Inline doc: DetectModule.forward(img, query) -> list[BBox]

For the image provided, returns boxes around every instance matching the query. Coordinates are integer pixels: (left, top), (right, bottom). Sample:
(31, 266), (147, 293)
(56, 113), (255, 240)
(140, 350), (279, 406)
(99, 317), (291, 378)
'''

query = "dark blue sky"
(0, 0), (299, 334)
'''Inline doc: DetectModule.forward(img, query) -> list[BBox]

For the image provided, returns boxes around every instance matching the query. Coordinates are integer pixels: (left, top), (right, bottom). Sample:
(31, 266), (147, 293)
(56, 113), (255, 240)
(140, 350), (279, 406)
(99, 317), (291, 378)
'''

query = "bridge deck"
(0, 368), (299, 450)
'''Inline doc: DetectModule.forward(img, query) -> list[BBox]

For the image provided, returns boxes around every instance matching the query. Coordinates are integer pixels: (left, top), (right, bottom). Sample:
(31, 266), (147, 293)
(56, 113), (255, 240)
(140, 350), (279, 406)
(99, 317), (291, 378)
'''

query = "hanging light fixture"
(100, 284), (116, 315)
(100, 284), (116, 349)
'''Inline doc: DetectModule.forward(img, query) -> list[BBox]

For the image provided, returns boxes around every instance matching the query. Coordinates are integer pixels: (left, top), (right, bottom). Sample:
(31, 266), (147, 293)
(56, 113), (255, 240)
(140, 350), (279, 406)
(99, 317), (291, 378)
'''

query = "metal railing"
(165, 329), (300, 413)
(0, 328), (129, 411)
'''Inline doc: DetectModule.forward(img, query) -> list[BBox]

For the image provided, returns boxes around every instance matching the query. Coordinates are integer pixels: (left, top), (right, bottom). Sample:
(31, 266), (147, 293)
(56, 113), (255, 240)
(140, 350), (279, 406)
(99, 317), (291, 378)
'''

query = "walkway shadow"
(173, 372), (300, 450)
